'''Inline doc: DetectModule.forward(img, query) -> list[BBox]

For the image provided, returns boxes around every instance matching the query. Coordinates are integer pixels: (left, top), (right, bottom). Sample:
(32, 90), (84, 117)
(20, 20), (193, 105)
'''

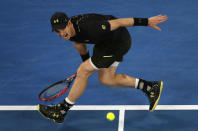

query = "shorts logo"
(102, 25), (106, 30)
(103, 55), (112, 58)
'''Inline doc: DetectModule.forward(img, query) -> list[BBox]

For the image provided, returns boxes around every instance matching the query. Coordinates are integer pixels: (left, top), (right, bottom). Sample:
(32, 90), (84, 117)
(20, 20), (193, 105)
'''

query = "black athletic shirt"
(69, 13), (117, 44)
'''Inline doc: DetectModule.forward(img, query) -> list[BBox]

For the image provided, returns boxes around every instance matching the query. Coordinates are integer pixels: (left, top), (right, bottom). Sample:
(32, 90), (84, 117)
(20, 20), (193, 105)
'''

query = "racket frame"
(39, 74), (76, 101)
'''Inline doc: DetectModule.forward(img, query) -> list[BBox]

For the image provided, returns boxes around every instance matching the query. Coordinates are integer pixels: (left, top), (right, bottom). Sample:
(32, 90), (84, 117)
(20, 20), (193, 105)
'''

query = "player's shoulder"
(70, 13), (100, 21)
(70, 13), (104, 18)
(70, 13), (116, 31)
(70, 13), (115, 22)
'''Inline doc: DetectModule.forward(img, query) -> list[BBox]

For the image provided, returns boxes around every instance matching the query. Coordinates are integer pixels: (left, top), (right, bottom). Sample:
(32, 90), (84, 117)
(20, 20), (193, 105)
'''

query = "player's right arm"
(72, 41), (90, 62)
(108, 14), (168, 31)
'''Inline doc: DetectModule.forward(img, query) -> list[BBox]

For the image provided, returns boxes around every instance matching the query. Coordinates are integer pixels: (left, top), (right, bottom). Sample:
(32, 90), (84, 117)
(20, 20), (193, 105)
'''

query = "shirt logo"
(102, 25), (106, 30)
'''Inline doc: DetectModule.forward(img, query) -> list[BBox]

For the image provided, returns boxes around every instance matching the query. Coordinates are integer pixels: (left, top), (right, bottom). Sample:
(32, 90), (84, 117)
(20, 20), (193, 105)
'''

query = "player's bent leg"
(98, 66), (136, 87)
(98, 65), (163, 112)
(38, 59), (97, 123)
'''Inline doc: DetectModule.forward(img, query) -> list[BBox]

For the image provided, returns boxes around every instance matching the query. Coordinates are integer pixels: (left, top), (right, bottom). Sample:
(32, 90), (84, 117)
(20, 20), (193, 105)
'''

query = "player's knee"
(76, 63), (92, 78)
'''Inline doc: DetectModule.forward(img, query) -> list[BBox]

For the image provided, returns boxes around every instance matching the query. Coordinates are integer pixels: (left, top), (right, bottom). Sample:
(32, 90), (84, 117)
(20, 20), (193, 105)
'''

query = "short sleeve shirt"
(69, 14), (116, 44)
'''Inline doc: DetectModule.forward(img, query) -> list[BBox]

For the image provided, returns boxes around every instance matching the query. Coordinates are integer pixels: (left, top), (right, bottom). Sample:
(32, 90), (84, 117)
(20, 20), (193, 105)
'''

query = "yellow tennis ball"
(106, 112), (115, 121)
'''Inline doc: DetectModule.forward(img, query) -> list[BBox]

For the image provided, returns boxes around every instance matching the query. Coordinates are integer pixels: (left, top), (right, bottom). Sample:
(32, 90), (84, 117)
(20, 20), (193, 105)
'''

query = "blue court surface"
(1, 0), (198, 131)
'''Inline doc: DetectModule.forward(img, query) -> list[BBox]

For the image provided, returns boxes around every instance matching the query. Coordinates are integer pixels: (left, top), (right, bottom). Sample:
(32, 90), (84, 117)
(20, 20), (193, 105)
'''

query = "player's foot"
(38, 100), (71, 123)
(142, 81), (163, 112)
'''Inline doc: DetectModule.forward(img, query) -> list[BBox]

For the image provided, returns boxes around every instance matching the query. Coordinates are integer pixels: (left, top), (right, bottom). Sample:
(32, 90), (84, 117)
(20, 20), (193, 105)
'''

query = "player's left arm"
(72, 42), (90, 62)
(108, 14), (168, 31)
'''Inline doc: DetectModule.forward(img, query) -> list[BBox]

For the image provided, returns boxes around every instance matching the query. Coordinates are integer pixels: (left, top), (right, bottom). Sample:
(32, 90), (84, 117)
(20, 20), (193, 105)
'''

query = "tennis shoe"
(38, 101), (70, 123)
(142, 81), (163, 112)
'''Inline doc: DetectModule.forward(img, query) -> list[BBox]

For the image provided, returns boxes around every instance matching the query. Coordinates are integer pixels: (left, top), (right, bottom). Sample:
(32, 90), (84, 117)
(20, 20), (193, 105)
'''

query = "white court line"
(0, 105), (198, 110)
(118, 108), (125, 131)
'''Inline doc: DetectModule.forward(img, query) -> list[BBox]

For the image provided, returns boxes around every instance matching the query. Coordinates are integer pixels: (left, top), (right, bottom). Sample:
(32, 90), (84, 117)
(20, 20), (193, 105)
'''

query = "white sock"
(65, 97), (75, 105)
(135, 78), (139, 88)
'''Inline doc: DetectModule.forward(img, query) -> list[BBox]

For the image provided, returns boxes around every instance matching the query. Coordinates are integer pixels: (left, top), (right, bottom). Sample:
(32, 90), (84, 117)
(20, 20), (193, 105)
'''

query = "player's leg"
(98, 63), (163, 112)
(98, 63), (136, 87)
(67, 59), (97, 102)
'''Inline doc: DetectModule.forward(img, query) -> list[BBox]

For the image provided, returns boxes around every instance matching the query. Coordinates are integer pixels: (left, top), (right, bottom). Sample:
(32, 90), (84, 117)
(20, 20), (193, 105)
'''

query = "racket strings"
(41, 83), (68, 98)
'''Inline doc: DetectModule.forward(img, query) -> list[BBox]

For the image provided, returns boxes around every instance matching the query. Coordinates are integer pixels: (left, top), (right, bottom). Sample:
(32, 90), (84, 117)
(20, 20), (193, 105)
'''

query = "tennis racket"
(39, 74), (76, 101)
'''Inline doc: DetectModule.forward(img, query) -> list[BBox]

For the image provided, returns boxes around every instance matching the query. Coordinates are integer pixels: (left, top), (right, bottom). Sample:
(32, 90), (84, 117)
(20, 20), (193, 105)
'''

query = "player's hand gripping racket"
(39, 74), (76, 101)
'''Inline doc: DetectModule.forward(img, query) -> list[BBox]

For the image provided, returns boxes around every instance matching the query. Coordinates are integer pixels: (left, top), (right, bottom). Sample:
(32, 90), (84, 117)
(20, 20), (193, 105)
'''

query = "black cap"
(50, 12), (69, 31)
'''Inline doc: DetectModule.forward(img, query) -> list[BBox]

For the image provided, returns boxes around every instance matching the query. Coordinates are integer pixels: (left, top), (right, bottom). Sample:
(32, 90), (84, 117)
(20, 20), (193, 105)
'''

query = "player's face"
(55, 21), (75, 41)
(55, 27), (70, 40)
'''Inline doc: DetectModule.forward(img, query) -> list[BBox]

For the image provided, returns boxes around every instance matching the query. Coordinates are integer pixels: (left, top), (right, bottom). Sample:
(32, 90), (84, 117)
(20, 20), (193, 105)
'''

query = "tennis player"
(38, 12), (168, 123)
